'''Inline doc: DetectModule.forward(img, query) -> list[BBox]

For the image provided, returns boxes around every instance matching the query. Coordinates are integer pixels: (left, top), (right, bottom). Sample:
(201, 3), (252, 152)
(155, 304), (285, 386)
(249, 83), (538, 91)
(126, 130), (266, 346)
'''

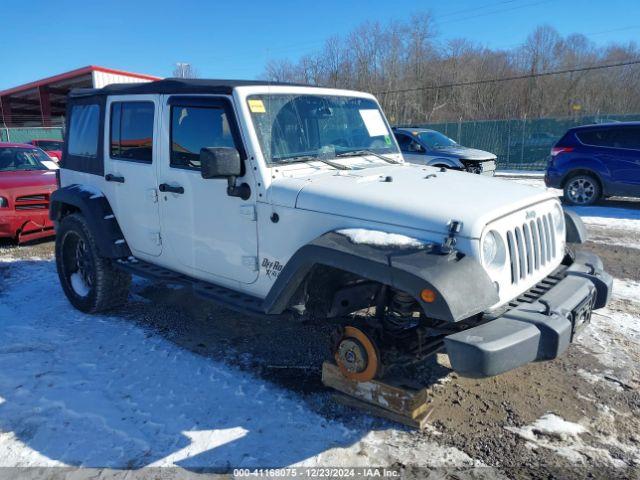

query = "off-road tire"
(55, 213), (131, 313)
(563, 173), (601, 206)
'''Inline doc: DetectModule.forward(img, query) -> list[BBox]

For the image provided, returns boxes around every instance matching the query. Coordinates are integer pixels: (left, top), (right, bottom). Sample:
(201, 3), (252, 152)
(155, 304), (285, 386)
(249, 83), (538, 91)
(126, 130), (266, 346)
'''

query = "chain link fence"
(1, 127), (64, 144)
(406, 113), (640, 171)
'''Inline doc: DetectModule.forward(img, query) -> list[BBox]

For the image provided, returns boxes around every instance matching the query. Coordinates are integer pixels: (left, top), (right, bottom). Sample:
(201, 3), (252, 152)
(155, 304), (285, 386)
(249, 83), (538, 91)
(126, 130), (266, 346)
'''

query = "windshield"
(417, 131), (458, 149)
(0, 147), (49, 172)
(247, 94), (399, 164)
(35, 140), (63, 151)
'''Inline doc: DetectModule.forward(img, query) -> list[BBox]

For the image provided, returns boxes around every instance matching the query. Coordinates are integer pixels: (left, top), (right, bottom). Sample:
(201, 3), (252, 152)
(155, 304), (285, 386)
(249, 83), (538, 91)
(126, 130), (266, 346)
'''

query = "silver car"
(393, 127), (497, 175)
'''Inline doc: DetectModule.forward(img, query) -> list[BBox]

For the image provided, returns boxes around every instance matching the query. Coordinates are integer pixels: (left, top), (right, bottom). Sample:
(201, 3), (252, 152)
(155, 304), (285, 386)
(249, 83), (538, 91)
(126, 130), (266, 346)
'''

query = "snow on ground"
(495, 170), (544, 178)
(575, 277), (640, 393)
(569, 206), (640, 250)
(506, 411), (638, 467)
(0, 259), (476, 469)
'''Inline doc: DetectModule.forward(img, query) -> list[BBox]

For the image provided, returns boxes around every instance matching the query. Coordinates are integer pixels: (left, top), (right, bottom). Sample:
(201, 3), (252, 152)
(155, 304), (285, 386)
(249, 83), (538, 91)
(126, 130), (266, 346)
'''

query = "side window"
(610, 127), (640, 150)
(577, 129), (613, 148)
(170, 106), (235, 170)
(395, 133), (413, 152)
(67, 104), (100, 157)
(110, 101), (155, 162)
(396, 133), (423, 153)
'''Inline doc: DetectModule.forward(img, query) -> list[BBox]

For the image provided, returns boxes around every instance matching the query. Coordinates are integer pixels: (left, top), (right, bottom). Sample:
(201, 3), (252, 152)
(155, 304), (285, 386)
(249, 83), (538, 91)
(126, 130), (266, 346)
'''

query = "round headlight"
(552, 204), (565, 234)
(482, 230), (506, 269)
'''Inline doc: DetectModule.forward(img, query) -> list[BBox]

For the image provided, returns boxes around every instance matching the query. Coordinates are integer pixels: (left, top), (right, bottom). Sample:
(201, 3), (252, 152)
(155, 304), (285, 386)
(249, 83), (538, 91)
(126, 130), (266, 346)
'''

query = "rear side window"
(170, 106), (235, 170)
(67, 104), (100, 157)
(609, 126), (640, 150)
(110, 101), (154, 162)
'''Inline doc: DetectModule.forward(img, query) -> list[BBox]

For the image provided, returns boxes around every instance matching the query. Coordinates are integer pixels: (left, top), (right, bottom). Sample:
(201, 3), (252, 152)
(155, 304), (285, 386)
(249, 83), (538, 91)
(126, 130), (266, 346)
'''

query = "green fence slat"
(407, 113), (640, 171)
(2, 127), (64, 144)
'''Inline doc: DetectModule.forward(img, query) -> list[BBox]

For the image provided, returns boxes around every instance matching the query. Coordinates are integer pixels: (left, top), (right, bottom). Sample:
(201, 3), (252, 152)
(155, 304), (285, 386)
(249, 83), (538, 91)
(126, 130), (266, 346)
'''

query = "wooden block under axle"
(333, 393), (433, 430)
(322, 361), (433, 429)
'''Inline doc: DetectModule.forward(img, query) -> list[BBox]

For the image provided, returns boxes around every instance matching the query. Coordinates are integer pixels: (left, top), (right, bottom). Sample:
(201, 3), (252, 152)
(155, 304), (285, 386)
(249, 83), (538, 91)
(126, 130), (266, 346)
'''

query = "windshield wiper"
(274, 155), (351, 170)
(335, 149), (401, 164)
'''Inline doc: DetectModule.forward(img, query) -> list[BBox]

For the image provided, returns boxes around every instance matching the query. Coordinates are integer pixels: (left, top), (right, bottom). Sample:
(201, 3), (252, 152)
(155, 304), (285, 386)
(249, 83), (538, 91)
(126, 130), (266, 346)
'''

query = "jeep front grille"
(506, 213), (557, 284)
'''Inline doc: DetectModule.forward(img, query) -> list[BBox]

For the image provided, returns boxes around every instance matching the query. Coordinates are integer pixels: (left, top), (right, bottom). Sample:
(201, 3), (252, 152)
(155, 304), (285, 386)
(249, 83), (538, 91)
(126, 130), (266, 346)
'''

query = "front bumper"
(0, 210), (54, 242)
(462, 159), (496, 176)
(544, 167), (563, 188)
(444, 251), (612, 377)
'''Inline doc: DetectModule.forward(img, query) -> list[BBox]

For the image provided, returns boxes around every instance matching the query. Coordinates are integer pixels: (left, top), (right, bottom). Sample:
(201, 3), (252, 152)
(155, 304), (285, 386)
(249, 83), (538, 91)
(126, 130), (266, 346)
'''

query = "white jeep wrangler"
(51, 79), (612, 380)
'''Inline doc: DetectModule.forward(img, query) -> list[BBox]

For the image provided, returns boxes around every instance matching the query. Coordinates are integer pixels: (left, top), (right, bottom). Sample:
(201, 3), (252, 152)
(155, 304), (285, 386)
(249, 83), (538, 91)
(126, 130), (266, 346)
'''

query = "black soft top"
(69, 78), (309, 98)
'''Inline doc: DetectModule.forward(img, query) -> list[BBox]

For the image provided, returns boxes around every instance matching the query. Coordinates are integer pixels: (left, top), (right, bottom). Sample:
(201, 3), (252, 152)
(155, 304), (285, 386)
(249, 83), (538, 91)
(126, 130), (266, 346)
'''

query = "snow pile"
(70, 273), (90, 297)
(0, 259), (475, 469)
(506, 413), (630, 466)
(337, 229), (424, 248)
(508, 414), (586, 442)
(612, 278), (640, 304)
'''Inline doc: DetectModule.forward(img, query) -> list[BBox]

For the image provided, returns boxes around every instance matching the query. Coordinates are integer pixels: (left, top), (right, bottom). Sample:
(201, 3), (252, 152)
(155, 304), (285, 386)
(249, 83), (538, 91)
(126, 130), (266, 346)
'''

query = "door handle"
(159, 183), (185, 194)
(105, 173), (125, 183)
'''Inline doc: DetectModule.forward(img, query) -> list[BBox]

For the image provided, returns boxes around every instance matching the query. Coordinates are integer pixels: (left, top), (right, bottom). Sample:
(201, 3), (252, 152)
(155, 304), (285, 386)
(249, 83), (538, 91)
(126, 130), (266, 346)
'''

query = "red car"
(0, 143), (58, 243)
(29, 139), (64, 162)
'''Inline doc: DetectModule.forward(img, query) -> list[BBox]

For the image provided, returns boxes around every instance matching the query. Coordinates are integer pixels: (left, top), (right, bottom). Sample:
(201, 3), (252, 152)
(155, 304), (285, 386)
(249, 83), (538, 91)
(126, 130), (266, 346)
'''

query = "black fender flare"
(262, 231), (499, 322)
(49, 184), (131, 258)
(564, 209), (587, 244)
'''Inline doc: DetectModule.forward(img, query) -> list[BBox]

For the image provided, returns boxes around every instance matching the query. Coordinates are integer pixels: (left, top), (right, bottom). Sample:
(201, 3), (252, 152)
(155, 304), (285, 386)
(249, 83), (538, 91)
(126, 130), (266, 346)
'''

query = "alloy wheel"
(567, 177), (596, 205)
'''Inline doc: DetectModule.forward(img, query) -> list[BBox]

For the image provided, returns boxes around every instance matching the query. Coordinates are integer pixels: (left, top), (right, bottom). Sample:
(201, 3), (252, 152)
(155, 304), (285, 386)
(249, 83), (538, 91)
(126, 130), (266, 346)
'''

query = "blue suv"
(545, 122), (640, 205)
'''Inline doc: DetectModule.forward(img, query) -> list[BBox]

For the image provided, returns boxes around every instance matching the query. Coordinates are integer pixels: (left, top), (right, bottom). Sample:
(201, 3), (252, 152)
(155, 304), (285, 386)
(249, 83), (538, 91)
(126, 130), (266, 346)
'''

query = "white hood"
(269, 163), (556, 239)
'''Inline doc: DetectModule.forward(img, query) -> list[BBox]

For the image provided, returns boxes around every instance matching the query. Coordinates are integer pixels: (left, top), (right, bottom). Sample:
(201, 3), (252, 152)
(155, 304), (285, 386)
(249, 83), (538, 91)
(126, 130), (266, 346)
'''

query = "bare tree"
(261, 15), (640, 123)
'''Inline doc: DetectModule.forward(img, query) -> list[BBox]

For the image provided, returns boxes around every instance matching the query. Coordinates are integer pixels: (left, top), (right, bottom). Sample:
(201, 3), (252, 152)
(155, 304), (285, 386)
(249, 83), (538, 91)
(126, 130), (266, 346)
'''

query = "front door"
(157, 95), (258, 284)
(103, 95), (162, 257)
(396, 132), (428, 164)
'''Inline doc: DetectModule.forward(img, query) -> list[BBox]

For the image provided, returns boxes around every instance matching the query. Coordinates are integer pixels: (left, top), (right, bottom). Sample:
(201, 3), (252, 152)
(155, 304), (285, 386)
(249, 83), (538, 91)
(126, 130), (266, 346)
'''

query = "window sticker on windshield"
(248, 99), (266, 113)
(384, 135), (392, 145)
(359, 109), (388, 137)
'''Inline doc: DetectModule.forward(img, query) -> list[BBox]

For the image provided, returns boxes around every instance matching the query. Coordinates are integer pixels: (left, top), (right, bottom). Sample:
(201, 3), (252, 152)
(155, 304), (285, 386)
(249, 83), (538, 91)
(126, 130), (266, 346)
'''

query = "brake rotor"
(334, 326), (380, 382)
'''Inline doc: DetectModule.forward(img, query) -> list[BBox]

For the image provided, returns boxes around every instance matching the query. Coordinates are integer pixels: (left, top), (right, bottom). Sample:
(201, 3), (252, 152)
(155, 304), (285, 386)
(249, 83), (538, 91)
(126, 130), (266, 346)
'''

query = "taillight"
(551, 147), (574, 157)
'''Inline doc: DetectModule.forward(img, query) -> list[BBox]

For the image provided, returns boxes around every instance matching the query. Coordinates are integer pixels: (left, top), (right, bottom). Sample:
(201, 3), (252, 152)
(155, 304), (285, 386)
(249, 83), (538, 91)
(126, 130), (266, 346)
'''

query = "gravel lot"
(0, 178), (638, 478)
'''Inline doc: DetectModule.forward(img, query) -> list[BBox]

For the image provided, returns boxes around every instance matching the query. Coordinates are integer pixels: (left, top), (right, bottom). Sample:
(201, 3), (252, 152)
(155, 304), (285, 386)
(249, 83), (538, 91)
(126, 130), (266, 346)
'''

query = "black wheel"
(563, 174), (601, 206)
(55, 213), (131, 313)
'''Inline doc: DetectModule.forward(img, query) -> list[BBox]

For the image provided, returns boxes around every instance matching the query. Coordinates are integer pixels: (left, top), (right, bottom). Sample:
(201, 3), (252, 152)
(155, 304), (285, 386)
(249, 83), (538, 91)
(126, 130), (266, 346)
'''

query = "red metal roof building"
(0, 66), (160, 127)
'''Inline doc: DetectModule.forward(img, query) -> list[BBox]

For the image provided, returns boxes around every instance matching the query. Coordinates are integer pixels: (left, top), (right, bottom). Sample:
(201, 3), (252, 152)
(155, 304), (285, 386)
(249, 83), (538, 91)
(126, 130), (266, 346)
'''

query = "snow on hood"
(270, 163), (556, 239)
(434, 146), (496, 160)
(337, 228), (425, 248)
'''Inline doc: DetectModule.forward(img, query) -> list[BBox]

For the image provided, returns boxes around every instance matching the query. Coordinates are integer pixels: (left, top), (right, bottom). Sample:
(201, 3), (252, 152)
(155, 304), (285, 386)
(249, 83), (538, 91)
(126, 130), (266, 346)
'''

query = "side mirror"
(200, 147), (242, 179)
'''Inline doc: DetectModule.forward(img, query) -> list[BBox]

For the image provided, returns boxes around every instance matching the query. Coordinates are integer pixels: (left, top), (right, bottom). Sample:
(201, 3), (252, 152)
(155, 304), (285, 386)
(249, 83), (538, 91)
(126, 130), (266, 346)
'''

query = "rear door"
(103, 95), (162, 257)
(608, 126), (640, 195)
